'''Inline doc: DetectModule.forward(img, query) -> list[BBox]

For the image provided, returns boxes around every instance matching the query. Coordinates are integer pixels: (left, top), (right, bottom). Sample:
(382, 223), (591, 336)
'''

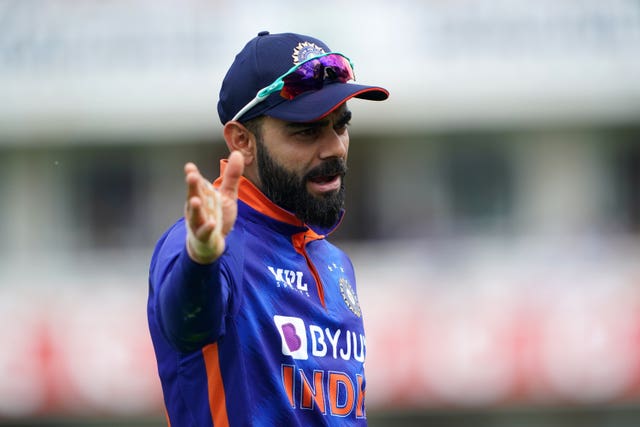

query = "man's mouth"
(309, 174), (339, 184)
(307, 174), (341, 193)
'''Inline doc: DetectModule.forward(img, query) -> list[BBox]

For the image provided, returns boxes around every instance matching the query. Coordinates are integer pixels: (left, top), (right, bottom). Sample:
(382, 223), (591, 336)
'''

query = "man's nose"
(318, 129), (348, 160)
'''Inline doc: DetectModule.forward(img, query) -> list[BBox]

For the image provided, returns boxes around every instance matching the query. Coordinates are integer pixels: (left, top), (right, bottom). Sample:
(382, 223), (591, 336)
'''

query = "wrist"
(185, 228), (225, 264)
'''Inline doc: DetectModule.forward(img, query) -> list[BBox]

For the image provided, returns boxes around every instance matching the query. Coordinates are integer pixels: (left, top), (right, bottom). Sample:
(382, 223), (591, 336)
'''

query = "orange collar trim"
(213, 159), (305, 228)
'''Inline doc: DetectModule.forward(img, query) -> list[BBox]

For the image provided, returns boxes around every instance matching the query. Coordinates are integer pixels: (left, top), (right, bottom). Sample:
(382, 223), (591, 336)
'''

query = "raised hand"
(183, 151), (244, 264)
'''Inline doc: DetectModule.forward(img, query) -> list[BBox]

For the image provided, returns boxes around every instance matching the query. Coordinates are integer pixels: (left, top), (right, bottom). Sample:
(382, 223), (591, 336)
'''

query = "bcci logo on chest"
(339, 278), (361, 317)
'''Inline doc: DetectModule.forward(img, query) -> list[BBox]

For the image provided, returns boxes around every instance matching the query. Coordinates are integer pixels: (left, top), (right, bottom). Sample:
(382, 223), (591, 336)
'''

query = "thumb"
(220, 151), (244, 200)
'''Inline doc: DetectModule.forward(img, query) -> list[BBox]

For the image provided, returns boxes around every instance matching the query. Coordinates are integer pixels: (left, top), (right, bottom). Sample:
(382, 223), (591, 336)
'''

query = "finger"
(184, 162), (198, 175)
(193, 220), (215, 242)
(185, 196), (205, 231)
(186, 196), (217, 243)
(219, 151), (244, 200)
(185, 164), (219, 229)
(185, 163), (204, 200)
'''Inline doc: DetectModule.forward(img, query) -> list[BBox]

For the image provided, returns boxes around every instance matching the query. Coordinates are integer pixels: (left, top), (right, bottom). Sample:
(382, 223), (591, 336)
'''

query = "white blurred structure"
(0, 0), (639, 418)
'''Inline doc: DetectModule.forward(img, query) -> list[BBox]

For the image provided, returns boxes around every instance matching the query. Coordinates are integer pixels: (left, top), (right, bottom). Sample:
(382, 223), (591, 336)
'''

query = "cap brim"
(264, 82), (389, 123)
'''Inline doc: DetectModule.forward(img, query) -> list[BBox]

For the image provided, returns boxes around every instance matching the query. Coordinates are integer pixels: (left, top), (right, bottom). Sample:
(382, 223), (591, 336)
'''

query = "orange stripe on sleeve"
(164, 405), (171, 426)
(203, 343), (230, 427)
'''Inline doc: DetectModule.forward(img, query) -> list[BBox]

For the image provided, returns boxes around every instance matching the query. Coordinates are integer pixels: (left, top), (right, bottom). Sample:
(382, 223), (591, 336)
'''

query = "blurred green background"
(1, 0), (640, 426)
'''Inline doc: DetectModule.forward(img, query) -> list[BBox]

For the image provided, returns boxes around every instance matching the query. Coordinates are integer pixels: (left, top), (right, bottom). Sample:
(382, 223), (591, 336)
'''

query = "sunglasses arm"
(231, 80), (285, 122)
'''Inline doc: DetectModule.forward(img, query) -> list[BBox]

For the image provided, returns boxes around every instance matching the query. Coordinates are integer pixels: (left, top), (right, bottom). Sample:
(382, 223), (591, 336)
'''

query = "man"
(147, 31), (388, 426)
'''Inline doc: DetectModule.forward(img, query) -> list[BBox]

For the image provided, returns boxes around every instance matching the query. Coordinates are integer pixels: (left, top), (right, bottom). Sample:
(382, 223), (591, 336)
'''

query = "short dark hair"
(243, 116), (265, 140)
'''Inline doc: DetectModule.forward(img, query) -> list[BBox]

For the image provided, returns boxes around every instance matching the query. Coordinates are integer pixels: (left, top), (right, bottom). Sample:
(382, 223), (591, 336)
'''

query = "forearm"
(157, 247), (228, 352)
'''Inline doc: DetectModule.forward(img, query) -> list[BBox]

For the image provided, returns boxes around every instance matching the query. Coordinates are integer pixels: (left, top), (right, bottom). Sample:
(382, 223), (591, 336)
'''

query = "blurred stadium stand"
(1, 0), (640, 426)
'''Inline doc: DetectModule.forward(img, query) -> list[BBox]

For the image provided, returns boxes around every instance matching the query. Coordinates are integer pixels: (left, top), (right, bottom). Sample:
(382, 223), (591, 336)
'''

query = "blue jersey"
(147, 165), (367, 426)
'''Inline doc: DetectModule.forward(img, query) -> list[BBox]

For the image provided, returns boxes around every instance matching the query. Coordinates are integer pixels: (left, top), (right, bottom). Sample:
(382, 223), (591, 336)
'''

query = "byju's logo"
(273, 315), (308, 360)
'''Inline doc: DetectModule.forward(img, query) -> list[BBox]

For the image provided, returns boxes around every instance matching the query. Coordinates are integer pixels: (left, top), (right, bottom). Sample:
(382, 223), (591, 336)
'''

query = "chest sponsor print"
(267, 266), (310, 297)
(273, 315), (365, 362)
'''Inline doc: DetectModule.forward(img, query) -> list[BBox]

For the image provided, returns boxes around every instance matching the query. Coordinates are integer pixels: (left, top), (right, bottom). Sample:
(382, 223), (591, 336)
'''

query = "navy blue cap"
(217, 31), (389, 124)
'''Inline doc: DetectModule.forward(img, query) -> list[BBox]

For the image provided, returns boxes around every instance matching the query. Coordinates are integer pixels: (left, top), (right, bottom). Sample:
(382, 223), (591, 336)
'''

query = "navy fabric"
(148, 196), (369, 425)
(217, 31), (389, 124)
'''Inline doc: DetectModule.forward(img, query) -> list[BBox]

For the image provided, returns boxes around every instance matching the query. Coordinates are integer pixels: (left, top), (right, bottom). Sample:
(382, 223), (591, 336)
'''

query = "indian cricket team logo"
(339, 278), (362, 317)
(292, 41), (326, 64)
(274, 315), (308, 360)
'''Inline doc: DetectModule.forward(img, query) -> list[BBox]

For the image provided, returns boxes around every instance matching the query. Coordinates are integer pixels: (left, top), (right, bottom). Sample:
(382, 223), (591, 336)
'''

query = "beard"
(256, 139), (347, 228)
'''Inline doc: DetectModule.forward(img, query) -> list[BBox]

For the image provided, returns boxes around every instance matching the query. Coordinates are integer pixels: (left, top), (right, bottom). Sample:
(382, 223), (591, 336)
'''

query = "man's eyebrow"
(336, 110), (352, 127)
(285, 120), (328, 130)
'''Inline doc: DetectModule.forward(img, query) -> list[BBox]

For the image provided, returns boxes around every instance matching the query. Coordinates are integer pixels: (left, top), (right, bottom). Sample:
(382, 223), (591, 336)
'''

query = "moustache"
(304, 158), (348, 181)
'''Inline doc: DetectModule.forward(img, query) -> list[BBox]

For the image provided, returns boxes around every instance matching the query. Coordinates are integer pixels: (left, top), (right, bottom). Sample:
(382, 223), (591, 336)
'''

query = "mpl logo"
(273, 315), (308, 360)
(267, 266), (309, 297)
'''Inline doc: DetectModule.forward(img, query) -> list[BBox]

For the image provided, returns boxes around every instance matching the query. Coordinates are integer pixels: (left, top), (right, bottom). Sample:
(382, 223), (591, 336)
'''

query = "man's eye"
(334, 121), (350, 134)
(296, 128), (320, 137)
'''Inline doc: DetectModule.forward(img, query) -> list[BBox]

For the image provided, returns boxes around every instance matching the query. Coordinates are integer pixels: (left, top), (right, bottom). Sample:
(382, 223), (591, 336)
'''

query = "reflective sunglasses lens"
(281, 62), (324, 99)
(280, 54), (354, 100)
(317, 54), (354, 81)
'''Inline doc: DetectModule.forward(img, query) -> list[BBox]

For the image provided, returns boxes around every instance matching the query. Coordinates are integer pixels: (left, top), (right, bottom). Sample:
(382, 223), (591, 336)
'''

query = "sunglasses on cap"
(231, 52), (355, 122)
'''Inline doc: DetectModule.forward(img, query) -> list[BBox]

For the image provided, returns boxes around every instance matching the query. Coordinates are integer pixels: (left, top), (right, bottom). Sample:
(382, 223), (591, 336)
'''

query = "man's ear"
(223, 121), (255, 165)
